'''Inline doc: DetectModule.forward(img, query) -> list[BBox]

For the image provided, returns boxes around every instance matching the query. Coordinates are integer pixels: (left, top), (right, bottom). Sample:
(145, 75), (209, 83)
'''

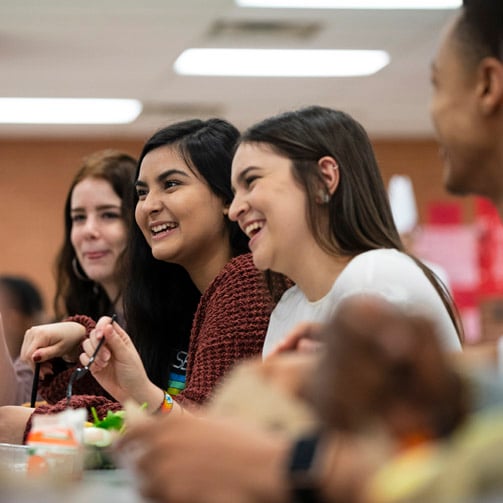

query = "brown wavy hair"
(53, 149), (137, 320)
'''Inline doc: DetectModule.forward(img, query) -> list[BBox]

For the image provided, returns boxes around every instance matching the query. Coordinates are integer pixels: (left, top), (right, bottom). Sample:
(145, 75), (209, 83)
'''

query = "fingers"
(31, 345), (63, 365)
(118, 416), (167, 476)
(26, 335), (61, 366)
(93, 315), (116, 334)
(21, 322), (86, 365)
(136, 448), (175, 503)
(81, 316), (118, 367)
(121, 412), (180, 451)
(94, 315), (132, 345)
(21, 326), (50, 364)
(38, 361), (54, 380)
(81, 319), (135, 370)
(297, 337), (324, 353)
(267, 321), (323, 358)
(81, 328), (111, 370)
(125, 418), (183, 473)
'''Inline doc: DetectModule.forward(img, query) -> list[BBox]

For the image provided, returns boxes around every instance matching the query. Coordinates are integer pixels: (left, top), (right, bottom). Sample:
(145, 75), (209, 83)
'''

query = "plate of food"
(83, 408), (125, 469)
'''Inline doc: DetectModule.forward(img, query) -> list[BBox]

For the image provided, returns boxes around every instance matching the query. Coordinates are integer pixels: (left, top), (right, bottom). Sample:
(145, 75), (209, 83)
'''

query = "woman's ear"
(318, 156), (340, 196)
(477, 57), (503, 116)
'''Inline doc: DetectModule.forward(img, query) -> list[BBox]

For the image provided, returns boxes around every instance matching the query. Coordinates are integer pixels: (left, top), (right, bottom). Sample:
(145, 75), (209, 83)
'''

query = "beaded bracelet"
(160, 392), (174, 414)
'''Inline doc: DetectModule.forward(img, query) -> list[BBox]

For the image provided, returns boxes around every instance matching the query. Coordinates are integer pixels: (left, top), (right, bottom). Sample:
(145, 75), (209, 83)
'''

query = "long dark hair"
(53, 150), (137, 320)
(239, 106), (463, 341)
(124, 118), (248, 387)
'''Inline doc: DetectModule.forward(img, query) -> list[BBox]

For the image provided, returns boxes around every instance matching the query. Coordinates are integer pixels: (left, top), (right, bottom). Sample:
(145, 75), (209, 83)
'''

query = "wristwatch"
(287, 432), (324, 503)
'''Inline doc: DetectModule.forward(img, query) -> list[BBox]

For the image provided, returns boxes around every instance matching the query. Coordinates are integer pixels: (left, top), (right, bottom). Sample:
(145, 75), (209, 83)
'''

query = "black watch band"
(287, 432), (324, 503)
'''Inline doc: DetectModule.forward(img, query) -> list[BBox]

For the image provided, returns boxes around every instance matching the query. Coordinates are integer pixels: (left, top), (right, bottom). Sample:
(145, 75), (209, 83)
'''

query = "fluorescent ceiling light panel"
(236, 0), (461, 8)
(0, 98), (142, 124)
(174, 49), (389, 77)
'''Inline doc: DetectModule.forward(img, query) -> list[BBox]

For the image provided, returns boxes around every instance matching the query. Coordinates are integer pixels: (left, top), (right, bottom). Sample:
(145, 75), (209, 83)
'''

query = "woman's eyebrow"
(136, 168), (190, 187)
(156, 169), (190, 182)
(235, 166), (257, 186)
(70, 204), (121, 213)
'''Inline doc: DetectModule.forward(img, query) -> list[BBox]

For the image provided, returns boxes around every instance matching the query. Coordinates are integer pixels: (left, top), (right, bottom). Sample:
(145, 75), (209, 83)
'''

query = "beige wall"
(374, 139), (474, 223)
(0, 137), (473, 317)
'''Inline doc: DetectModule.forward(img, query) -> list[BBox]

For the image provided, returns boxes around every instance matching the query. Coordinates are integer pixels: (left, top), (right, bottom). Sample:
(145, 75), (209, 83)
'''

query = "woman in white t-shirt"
(229, 106), (462, 356)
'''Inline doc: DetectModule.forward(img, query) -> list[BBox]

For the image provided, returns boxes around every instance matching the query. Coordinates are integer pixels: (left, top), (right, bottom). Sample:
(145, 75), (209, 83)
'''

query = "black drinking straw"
(30, 362), (40, 408)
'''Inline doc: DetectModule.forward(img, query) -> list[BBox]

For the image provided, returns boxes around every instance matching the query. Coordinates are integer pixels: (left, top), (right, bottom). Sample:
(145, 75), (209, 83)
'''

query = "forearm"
(247, 435), (291, 503)
(134, 384), (188, 419)
(134, 383), (165, 414)
(0, 314), (19, 405)
(286, 432), (390, 503)
(0, 350), (18, 405)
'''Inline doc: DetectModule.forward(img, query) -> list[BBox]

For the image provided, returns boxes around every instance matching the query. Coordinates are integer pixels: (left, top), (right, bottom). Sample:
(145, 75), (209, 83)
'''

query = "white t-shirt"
(262, 248), (461, 357)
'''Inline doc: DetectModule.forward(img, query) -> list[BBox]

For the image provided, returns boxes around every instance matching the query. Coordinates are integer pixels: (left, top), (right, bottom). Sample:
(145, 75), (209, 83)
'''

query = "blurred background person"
(0, 149), (136, 440)
(430, 0), (503, 217)
(19, 149), (137, 399)
(0, 275), (46, 405)
(0, 275), (46, 363)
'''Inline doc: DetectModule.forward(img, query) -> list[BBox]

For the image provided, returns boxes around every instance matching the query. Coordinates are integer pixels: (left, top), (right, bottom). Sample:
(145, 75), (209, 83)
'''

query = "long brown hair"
(238, 106), (463, 341)
(53, 149), (137, 320)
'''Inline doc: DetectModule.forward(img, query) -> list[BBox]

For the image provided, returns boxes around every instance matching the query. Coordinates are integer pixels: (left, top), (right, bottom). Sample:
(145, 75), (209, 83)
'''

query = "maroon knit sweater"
(177, 253), (273, 406)
(24, 253), (274, 440)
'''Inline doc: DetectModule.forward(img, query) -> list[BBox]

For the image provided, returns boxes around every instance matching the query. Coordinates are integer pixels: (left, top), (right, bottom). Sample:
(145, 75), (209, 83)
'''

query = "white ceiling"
(0, 0), (456, 139)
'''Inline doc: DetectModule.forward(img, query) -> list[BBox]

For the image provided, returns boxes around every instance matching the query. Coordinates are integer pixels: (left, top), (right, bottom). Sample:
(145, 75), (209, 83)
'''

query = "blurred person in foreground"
(120, 294), (471, 503)
(0, 276), (46, 405)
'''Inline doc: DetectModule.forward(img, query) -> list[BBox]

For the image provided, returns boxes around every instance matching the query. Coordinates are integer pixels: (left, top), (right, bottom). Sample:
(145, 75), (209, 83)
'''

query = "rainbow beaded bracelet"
(161, 392), (174, 414)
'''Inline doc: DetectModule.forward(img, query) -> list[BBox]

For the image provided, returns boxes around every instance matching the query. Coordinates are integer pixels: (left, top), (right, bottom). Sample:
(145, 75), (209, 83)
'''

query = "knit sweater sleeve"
(38, 315), (112, 404)
(176, 254), (273, 406)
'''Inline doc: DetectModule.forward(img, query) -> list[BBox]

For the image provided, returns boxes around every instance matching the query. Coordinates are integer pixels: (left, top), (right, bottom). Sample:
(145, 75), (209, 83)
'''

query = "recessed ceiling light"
(174, 49), (390, 77)
(0, 98), (142, 124)
(235, 0), (461, 8)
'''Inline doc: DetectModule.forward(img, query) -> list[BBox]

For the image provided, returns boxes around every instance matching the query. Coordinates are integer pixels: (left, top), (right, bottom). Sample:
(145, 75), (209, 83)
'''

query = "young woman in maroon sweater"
(86, 119), (274, 416)
(0, 119), (276, 443)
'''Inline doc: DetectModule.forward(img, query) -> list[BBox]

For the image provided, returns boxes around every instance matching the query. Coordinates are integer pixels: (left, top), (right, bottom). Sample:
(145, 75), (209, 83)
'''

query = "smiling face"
(429, 17), (499, 199)
(134, 146), (230, 275)
(229, 142), (315, 276)
(70, 177), (127, 292)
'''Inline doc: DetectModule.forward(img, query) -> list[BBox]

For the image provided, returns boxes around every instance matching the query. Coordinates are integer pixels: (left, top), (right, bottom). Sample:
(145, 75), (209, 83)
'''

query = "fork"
(66, 314), (117, 406)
